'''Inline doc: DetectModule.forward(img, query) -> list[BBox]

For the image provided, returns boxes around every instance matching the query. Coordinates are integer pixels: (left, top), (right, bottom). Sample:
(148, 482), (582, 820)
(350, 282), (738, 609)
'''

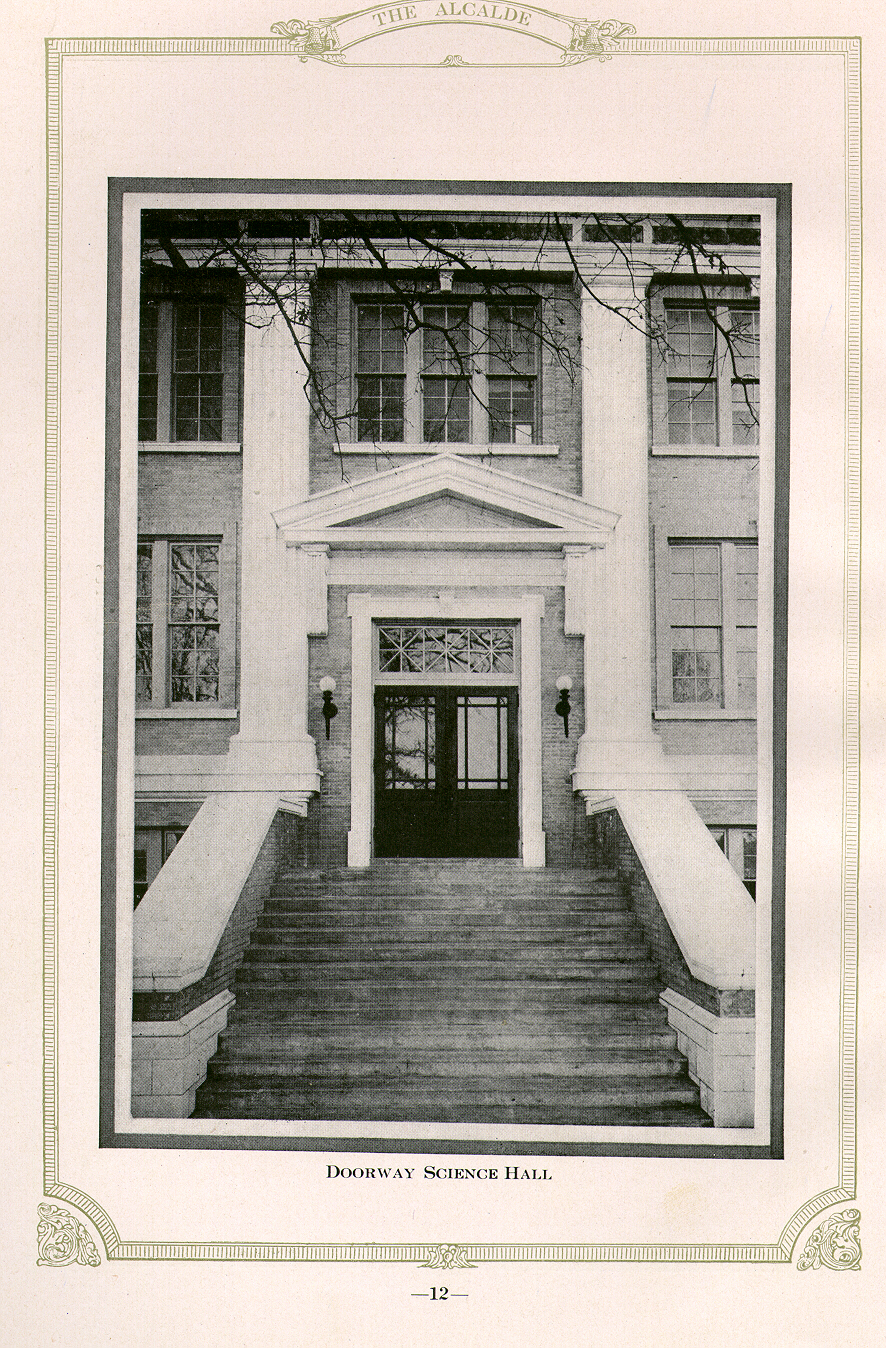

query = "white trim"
(136, 707), (238, 720)
(283, 529), (603, 550)
(346, 592), (546, 869)
(653, 708), (756, 722)
(274, 452), (618, 536)
(650, 444), (761, 459)
(336, 442), (560, 457)
(138, 441), (241, 453)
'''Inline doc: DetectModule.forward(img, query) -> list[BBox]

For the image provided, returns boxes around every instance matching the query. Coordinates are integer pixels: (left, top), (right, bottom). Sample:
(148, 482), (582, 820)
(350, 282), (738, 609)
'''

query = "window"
(378, 624), (516, 675)
(136, 538), (236, 710)
(651, 287), (759, 450)
(657, 540), (758, 713)
(134, 826), (186, 906)
(353, 299), (539, 446)
(710, 826), (757, 899)
(138, 271), (243, 444)
(355, 304), (405, 442)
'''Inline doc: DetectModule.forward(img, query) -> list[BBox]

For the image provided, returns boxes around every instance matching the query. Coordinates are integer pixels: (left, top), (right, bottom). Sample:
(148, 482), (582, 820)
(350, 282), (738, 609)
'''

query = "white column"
(226, 299), (319, 798)
(574, 285), (671, 797)
(346, 596), (374, 868)
(519, 592), (546, 866)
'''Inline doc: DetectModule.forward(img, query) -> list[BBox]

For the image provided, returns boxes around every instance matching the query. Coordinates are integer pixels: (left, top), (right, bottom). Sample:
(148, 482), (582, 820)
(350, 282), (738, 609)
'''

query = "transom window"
(378, 624), (516, 675)
(354, 299), (539, 445)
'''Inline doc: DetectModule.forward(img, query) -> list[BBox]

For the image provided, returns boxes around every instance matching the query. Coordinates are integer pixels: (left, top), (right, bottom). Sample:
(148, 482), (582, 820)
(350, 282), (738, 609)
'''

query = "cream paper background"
(2, 1), (883, 1342)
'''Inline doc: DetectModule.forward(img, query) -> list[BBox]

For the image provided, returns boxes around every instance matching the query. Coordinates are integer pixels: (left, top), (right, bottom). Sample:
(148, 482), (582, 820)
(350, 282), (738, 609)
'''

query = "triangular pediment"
(273, 452), (618, 547)
(338, 490), (549, 532)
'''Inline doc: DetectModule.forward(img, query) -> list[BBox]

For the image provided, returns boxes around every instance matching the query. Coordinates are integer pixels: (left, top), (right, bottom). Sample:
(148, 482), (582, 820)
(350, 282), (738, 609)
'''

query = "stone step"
(252, 911), (639, 932)
(192, 860), (710, 1126)
(191, 1078), (706, 1121)
(273, 864), (618, 888)
(202, 1066), (699, 1098)
(262, 897), (632, 917)
(215, 1027), (679, 1054)
(207, 1051), (688, 1079)
(243, 939), (651, 961)
(237, 954), (659, 978)
(191, 1092), (714, 1126)
(225, 1002), (673, 1029)
(230, 984), (664, 1008)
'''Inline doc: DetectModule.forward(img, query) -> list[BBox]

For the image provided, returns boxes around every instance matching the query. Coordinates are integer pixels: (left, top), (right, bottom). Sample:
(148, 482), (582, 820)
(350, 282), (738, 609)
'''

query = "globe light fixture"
(319, 675), (338, 739)
(555, 675), (573, 738)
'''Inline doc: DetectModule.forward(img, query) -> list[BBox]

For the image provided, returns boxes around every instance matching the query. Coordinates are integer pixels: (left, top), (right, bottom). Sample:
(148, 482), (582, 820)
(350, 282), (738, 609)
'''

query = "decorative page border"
(42, 32), (861, 1268)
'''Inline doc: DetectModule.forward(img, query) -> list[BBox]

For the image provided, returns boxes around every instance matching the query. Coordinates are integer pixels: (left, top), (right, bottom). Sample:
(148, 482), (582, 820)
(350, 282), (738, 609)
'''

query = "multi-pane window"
(488, 305), (537, 444)
(356, 304), (406, 441)
(138, 273), (242, 444)
(173, 301), (226, 441)
(669, 545), (723, 704)
(168, 543), (220, 702)
(456, 694), (510, 790)
(137, 538), (234, 709)
(653, 292), (760, 449)
(729, 308), (760, 444)
(663, 541), (758, 711)
(665, 307), (718, 445)
(378, 624), (515, 675)
(353, 298), (539, 445)
(710, 826), (757, 899)
(381, 693), (437, 790)
(422, 305), (471, 443)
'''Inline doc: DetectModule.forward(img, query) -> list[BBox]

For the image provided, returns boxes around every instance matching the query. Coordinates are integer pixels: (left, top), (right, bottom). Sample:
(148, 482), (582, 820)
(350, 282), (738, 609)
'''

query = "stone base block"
(132, 989), (235, 1119)
(661, 987), (755, 1128)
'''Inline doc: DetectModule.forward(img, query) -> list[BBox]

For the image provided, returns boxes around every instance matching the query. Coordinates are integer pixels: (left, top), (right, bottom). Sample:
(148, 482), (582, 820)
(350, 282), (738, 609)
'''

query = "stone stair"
(192, 860), (713, 1126)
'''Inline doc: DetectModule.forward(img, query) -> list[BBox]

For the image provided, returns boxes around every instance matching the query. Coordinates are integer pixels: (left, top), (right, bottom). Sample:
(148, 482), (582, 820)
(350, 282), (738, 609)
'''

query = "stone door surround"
(347, 592), (546, 867)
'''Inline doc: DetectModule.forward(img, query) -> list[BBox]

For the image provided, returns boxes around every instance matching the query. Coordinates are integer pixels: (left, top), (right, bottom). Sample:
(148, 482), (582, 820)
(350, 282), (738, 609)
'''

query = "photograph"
(112, 185), (780, 1150)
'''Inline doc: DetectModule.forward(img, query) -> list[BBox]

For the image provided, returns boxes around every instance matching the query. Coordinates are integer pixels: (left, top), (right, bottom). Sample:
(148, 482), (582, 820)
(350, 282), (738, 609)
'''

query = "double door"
(374, 687), (519, 857)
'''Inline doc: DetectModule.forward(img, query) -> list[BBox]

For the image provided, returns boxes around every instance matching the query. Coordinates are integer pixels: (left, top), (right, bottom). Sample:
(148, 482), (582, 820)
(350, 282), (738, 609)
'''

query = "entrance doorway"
(374, 687), (519, 857)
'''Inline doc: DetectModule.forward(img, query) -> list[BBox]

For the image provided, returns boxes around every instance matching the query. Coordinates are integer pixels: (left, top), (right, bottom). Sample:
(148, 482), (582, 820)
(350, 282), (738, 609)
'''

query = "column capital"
(573, 265), (655, 307)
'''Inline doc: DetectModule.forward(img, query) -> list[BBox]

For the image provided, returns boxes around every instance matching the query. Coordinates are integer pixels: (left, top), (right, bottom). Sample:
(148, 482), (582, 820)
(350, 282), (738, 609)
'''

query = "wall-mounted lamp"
(555, 675), (573, 738)
(319, 675), (338, 739)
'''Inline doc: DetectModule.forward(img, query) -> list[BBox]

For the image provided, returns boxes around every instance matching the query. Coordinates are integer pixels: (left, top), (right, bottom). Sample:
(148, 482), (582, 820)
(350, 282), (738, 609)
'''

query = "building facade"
(128, 199), (764, 1131)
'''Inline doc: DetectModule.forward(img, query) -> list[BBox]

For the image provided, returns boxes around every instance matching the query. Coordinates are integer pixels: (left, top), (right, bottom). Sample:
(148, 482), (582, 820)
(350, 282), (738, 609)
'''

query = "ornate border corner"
(419, 1243), (478, 1269)
(796, 1210), (862, 1272)
(37, 1203), (102, 1268)
(560, 18), (636, 64)
(270, 17), (347, 62)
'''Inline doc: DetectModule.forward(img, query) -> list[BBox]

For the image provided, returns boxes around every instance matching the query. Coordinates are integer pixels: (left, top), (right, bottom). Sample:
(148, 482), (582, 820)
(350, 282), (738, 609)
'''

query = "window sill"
(654, 708), (756, 721)
(337, 442), (559, 457)
(136, 707), (238, 720)
(650, 443), (759, 458)
(138, 442), (241, 453)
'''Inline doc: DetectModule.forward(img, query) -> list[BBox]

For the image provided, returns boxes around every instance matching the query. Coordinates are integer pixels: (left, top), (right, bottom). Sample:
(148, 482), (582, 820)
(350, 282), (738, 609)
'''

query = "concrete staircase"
(192, 860), (713, 1126)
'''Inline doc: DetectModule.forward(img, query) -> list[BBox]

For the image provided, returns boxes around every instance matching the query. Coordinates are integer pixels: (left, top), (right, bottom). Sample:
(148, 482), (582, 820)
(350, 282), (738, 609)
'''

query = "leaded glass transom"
(378, 624), (515, 675)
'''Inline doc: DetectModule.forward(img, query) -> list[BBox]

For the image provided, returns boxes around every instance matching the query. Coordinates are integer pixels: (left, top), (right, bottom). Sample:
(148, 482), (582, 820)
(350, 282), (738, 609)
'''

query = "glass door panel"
(375, 688), (518, 857)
